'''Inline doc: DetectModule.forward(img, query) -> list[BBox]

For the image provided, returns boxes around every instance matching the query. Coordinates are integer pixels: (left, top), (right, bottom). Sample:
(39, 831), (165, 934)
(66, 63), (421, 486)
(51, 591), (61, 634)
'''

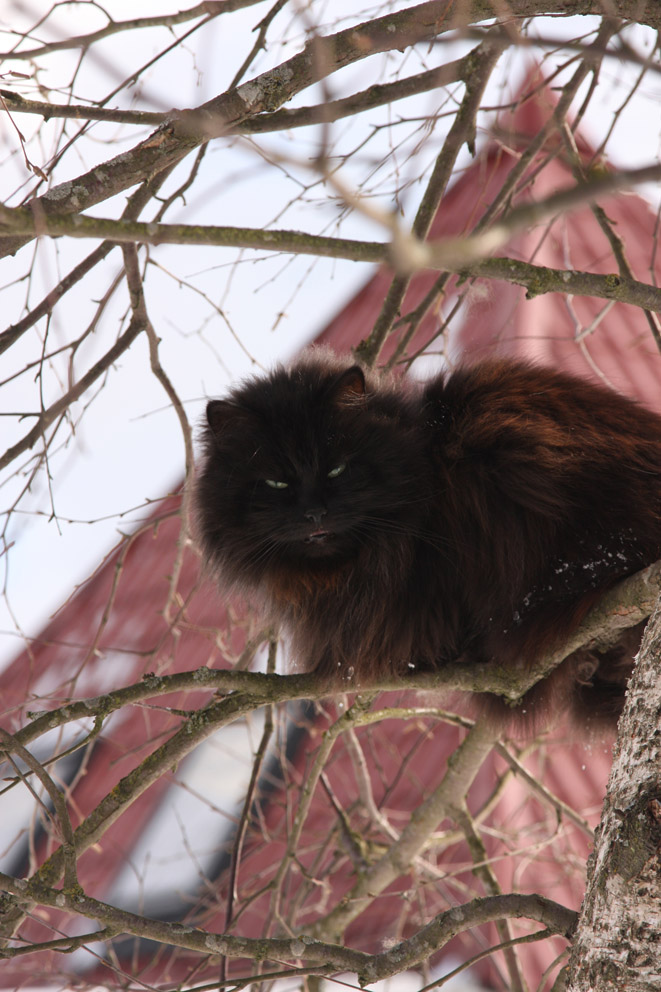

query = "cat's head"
(194, 354), (424, 591)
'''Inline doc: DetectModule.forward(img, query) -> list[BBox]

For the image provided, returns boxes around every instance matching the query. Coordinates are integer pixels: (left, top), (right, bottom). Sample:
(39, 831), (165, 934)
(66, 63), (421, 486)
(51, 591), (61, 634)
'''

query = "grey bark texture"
(566, 601), (661, 991)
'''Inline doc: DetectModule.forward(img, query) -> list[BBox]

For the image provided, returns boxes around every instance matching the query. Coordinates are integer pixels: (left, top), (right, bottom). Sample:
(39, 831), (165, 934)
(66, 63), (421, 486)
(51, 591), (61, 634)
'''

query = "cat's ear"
(330, 366), (366, 405)
(206, 399), (245, 439)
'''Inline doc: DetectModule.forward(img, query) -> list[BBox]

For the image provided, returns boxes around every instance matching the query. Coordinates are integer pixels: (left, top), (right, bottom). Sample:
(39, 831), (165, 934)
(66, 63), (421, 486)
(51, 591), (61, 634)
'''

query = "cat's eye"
(265, 479), (288, 489)
(327, 463), (346, 478)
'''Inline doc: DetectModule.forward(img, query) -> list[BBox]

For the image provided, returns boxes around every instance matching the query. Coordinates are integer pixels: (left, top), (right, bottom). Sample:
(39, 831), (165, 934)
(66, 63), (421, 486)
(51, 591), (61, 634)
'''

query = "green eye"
(265, 479), (288, 489)
(328, 463), (346, 478)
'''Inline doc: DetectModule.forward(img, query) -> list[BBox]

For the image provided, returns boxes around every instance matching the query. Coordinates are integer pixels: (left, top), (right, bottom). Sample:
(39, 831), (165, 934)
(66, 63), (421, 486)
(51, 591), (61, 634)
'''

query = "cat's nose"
(304, 507), (327, 525)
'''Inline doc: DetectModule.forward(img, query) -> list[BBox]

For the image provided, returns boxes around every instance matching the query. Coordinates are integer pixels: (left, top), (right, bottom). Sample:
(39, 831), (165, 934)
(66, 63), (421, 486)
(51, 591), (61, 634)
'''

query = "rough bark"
(565, 602), (661, 992)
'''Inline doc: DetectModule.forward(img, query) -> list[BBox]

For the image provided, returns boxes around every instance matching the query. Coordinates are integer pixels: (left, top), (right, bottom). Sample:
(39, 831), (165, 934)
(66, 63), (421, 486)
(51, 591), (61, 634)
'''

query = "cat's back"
(422, 357), (661, 466)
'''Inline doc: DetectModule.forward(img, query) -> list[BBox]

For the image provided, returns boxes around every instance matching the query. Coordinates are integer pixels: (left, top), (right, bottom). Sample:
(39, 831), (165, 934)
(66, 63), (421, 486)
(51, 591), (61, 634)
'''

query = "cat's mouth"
(305, 529), (330, 544)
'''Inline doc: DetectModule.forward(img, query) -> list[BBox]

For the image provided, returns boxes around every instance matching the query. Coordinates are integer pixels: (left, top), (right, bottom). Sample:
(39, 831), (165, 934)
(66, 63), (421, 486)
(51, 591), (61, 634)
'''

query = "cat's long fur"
(194, 352), (661, 730)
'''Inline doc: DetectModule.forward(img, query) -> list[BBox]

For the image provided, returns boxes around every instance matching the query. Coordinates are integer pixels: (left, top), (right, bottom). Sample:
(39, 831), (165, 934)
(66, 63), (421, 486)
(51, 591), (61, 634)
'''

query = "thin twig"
(356, 37), (505, 366)
(0, 2), (259, 60)
(0, 729), (78, 891)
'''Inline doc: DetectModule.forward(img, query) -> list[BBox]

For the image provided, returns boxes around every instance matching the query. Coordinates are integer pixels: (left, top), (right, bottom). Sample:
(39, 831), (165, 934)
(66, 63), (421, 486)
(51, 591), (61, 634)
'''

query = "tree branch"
(0, 54), (475, 131)
(0, 870), (575, 980)
(362, 893), (577, 984)
(0, 0), (479, 261)
(0, 161), (178, 357)
(356, 36), (505, 366)
(566, 598), (661, 991)
(311, 718), (500, 941)
(0, 310), (147, 473)
(9, 560), (661, 758)
(460, 560), (661, 703)
(0, 1), (264, 60)
(0, 729), (78, 890)
(0, 90), (167, 126)
(1, 560), (657, 944)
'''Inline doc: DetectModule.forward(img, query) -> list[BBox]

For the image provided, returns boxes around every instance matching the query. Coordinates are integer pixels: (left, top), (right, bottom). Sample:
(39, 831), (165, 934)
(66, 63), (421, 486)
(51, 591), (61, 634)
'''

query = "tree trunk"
(565, 602), (661, 991)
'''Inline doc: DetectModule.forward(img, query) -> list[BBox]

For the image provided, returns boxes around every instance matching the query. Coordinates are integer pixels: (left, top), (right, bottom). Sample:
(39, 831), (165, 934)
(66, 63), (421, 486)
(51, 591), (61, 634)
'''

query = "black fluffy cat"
(195, 351), (661, 730)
